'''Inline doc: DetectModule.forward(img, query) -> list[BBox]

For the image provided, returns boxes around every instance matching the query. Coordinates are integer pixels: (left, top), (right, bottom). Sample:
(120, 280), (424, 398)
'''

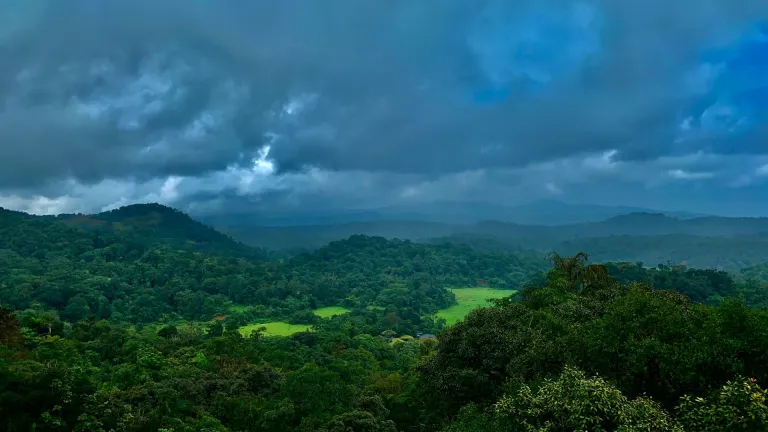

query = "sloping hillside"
(53, 203), (265, 258)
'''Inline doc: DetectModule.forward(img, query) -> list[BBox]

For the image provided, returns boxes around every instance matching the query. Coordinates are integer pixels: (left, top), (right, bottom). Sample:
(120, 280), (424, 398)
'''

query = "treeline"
(2, 254), (768, 430)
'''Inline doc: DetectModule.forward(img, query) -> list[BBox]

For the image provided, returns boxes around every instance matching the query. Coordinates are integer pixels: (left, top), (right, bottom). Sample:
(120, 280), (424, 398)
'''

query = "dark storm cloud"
(1, 0), (768, 189)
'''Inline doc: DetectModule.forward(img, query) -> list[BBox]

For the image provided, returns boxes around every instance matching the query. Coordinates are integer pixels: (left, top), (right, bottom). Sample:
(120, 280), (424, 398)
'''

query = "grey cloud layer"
(1, 0), (768, 191)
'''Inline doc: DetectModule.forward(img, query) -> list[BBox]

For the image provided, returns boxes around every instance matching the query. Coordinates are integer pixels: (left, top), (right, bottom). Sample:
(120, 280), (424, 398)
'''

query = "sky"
(1, 0), (768, 218)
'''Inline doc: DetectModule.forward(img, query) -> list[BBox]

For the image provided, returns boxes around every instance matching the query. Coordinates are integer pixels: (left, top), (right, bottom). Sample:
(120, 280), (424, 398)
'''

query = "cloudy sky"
(1, 0), (768, 218)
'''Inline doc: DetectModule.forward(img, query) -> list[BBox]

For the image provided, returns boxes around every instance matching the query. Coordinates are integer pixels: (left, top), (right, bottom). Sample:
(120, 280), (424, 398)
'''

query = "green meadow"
(436, 287), (517, 326)
(237, 322), (313, 337)
(233, 306), (349, 338)
(313, 306), (351, 318)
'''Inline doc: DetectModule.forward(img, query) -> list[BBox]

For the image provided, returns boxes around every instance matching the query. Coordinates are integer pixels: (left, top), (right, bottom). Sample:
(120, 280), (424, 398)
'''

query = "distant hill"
(500, 200), (706, 225)
(200, 199), (709, 227)
(220, 212), (768, 249)
(468, 212), (768, 244)
(50, 203), (265, 259)
(218, 212), (768, 269)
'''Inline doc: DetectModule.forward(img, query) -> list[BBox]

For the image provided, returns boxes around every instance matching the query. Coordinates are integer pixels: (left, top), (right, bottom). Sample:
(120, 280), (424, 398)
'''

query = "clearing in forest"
(436, 287), (517, 326)
(238, 322), (313, 337)
(313, 306), (351, 318)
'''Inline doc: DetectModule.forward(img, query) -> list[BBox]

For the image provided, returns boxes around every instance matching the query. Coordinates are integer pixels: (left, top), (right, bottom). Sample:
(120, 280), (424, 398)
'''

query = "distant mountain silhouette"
(200, 199), (709, 227)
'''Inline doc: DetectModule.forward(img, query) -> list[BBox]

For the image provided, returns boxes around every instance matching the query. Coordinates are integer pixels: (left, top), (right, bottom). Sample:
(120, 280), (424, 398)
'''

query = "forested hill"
(0, 206), (114, 258)
(285, 235), (548, 298)
(48, 203), (266, 259)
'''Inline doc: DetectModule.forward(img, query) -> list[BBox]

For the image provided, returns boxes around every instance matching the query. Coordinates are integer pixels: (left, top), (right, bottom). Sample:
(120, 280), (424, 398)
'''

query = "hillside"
(0, 206), (100, 258)
(51, 203), (265, 259)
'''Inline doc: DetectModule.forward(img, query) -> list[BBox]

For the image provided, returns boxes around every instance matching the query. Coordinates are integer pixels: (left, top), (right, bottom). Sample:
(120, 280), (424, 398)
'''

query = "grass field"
(313, 306), (351, 318)
(238, 322), (313, 337)
(436, 287), (517, 326)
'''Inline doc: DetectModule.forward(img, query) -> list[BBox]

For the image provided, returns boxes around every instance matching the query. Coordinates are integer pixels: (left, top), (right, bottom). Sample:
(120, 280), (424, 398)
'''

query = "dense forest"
(2, 204), (768, 431)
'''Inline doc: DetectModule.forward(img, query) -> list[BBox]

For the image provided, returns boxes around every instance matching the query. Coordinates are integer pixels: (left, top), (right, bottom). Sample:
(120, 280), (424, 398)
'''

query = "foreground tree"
(676, 377), (768, 431)
(445, 367), (681, 432)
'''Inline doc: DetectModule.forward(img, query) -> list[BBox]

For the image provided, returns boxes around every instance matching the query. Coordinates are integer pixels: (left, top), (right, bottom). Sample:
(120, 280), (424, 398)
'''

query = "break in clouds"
(1, 0), (768, 216)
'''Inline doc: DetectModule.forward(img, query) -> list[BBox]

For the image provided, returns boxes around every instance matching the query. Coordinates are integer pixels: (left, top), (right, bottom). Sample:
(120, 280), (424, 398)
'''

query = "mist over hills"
(200, 199), (709, 227)
(205, 203), (768, 269)
(214, 209), (768, 246)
